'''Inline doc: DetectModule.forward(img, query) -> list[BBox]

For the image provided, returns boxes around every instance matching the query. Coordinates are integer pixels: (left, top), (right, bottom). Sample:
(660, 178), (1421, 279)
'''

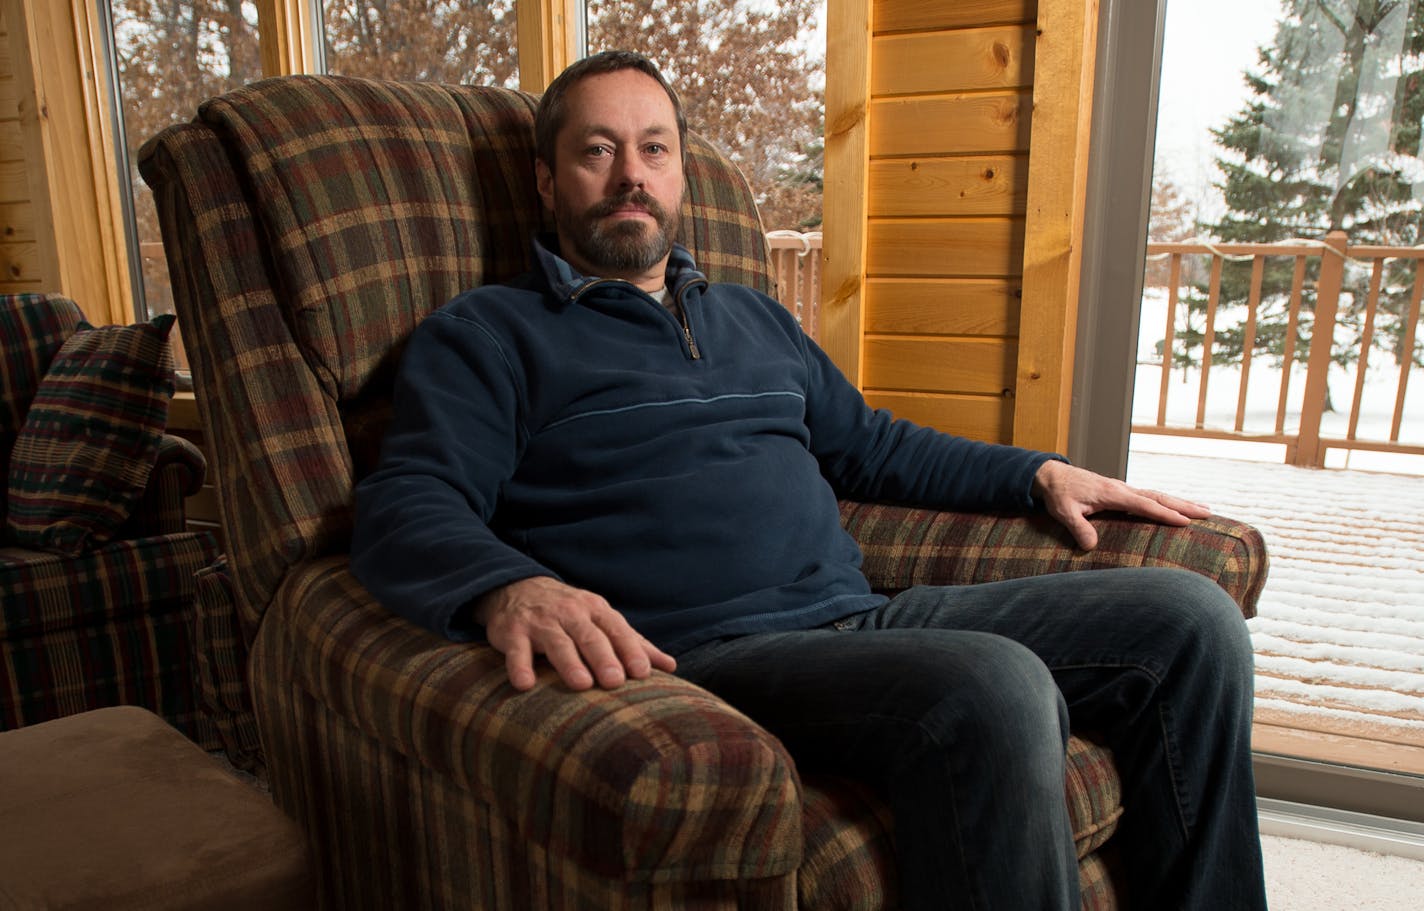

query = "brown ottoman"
(0, 705), (312, 909)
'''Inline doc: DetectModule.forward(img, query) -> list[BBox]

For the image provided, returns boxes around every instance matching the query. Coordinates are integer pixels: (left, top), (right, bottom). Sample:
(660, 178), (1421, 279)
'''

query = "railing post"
(1295, 230), (1347, 468)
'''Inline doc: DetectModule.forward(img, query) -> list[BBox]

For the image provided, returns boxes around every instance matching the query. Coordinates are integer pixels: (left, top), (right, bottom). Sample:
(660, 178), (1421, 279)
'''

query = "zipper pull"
(684, 321), (701, 359)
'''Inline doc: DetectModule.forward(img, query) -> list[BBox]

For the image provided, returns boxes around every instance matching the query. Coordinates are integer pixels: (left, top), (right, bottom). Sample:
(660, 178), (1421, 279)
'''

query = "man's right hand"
(472, 576), (677, 692)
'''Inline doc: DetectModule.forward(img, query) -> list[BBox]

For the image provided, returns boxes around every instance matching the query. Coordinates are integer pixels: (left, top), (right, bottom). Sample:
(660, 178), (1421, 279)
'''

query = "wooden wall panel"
(868, 155), (1027, 218)
(848, 0), (1042, 447)
(867, 219), (1024, 277)
(864, 278), (1019, 336)
(822, 0), (1095, 452)
(0, 5), (38, 294)
(874, 0), (1036, 34)
(863, 336), (1016, 394)
(0, 238), (38, 281)
(0, 0), (133, 319)
(872, 26), (1034, 95)
(870, 91), (1031, 157)
(866, 391), (1014, 443)
(821, 0), (873, 386)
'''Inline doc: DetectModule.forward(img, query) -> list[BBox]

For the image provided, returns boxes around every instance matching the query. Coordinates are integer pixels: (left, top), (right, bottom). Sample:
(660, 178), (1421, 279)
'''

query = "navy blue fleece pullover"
(351, 239), (1059, 655)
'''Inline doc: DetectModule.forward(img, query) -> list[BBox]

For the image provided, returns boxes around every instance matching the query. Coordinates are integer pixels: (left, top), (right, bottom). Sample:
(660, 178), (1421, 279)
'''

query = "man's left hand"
(1031, 459), (1211, 551)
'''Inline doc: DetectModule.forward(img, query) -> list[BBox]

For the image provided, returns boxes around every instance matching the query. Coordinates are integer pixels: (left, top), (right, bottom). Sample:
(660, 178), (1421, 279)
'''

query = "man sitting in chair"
(352, 50), (1267, 911)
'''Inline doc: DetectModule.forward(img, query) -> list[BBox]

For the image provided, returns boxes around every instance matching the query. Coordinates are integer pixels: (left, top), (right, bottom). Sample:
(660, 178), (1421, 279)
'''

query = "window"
(1131, 0), (1424, 781)
(105, 0), (263, 347)
(319, 0), (519, 85)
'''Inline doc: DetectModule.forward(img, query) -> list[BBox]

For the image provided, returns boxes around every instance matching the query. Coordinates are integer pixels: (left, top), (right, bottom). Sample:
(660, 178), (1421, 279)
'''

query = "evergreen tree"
(1198, 0), (1424, 374)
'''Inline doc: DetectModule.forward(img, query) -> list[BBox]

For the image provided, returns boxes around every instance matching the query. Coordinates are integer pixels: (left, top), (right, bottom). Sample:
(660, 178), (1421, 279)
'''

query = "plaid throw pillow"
(5, 314), (177, 555)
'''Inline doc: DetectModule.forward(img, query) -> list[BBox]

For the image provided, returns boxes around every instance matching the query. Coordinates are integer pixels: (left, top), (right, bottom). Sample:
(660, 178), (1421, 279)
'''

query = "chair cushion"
(5, 315), (177, 556)
(797, 736), (1121, 910)
(0, 294), (86, 524)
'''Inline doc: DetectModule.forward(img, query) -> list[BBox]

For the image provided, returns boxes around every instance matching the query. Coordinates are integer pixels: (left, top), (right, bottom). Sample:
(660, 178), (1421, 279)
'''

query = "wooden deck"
(1126, 448), (1424, 776)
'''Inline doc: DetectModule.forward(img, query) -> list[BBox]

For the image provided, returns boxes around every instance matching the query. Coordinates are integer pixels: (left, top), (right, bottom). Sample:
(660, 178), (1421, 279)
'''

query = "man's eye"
(587, 146), (611, 158)
(646, 144), (667, 155)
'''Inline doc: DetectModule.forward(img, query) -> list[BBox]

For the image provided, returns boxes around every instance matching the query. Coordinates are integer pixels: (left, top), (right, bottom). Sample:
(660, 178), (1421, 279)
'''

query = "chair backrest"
(139, 75), (774, 637)
(0, 293), (86, 525)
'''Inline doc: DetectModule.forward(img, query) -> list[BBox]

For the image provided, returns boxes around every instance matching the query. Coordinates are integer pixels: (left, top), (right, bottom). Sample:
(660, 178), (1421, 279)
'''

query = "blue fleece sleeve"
(798, 334), (1063, 511)
(351, 305), (556, 641)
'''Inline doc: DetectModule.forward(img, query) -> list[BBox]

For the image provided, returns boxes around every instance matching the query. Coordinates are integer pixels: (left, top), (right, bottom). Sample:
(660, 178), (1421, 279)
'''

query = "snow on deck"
(1125, 451), (1424, 747)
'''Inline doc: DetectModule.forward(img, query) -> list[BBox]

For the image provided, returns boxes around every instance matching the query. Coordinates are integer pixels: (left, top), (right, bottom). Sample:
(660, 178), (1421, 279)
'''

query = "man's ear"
(535, 159), (556, 212)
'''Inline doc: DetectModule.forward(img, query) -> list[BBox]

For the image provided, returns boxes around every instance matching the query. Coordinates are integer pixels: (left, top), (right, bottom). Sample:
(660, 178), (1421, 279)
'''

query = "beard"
(555, 189), (680, 276)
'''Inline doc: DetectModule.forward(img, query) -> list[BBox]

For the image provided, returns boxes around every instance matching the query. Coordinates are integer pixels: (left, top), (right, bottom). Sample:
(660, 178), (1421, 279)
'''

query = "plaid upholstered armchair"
(139, 76), (1268, 910)
(0, 293), (220, 741)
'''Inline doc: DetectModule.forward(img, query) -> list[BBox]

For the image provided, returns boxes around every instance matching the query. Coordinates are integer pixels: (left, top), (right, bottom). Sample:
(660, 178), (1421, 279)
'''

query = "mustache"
(589, 190), (668, 220)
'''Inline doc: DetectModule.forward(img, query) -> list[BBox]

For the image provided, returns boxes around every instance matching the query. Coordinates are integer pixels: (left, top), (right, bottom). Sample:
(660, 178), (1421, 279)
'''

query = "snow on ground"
(1125, 449), (1424, 740)
(1128, 290), (1424, 741)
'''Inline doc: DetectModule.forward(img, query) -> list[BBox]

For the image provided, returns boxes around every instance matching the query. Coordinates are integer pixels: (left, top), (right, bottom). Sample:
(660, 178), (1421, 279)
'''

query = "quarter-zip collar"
(531, 234), (709, 307)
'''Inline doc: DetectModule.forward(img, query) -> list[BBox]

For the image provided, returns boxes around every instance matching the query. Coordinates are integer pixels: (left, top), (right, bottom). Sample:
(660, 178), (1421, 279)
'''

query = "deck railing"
(767, 230), (823, 342)
(1139, 231), (1424, 468)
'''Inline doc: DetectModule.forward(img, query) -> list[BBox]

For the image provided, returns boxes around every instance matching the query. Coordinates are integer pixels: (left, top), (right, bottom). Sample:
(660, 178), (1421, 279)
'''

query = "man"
(352, 50), (1267, 910)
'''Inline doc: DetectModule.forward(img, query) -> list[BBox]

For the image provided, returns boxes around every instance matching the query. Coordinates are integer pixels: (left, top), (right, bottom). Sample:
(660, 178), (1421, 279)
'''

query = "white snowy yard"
(1125, 448), (1424, 765)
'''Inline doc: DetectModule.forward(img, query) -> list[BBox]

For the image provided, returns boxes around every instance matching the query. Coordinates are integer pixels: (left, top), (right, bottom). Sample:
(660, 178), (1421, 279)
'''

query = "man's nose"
(612, 150), (646, 190)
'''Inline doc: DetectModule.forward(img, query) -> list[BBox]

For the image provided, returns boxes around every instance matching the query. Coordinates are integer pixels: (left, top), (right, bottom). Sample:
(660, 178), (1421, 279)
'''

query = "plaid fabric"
(190, 556), (263, 773)
(796, 737), (1120, 911)
(1065, 737), (1122, 858)
(0, 294), (84, 434)
(1079, 852), (1125, 909)
(797, 779), (897, 911)
(254, 556), (803, 906)
(7, 316), (178, 556)
(0, 294), (85, 524)
(0, 531), (220, 744)
(140, 120), (356, 636)
(122, 435), (208, 538)
(840, 502), (1270, 619)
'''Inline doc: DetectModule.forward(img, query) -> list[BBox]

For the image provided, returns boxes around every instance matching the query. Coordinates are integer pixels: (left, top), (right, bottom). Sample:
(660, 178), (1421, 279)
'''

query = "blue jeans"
(674, 567), (1267, 910)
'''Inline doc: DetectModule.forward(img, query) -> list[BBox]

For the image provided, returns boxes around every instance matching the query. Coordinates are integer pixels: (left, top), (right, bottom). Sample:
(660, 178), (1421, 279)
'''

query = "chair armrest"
(840, 500), (1269, 619)
(126, 434), (208, 537)
(256, 557), (804, 884)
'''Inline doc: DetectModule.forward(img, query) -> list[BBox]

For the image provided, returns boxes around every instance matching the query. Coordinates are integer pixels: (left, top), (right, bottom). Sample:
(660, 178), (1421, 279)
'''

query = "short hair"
(534, 50), (688, 169)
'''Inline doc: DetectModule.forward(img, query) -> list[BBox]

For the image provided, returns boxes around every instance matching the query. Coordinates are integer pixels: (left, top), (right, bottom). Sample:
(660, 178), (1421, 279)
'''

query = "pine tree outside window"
(1148, 0), (1424, 384)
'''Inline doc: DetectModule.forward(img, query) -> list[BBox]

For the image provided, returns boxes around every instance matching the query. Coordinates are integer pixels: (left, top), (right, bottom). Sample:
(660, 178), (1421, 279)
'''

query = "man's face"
(536, 69), (685, 290)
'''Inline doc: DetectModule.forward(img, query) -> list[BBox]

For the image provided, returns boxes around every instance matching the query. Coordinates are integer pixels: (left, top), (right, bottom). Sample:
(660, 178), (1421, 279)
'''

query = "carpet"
(1264, 833), (1424, 910)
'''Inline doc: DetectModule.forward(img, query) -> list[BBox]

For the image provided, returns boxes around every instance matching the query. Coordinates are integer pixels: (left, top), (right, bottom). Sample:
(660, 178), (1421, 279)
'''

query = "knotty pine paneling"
(868, 155), (1026, 218)
(865, 390), (1014, 443)
(0, 120), (23, 161)
(824, 0), (1096, 451)
(0, 238), (39, 282)
(874, 0), (1036, 34)
(864, 277), (1020, 336)
(867, 218), (1024, 278)
(870, 90), (1031, 158)
(862, 336), (1016, 395)
(872, 25), (1034, 96)
(0, 200), (34, 241)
